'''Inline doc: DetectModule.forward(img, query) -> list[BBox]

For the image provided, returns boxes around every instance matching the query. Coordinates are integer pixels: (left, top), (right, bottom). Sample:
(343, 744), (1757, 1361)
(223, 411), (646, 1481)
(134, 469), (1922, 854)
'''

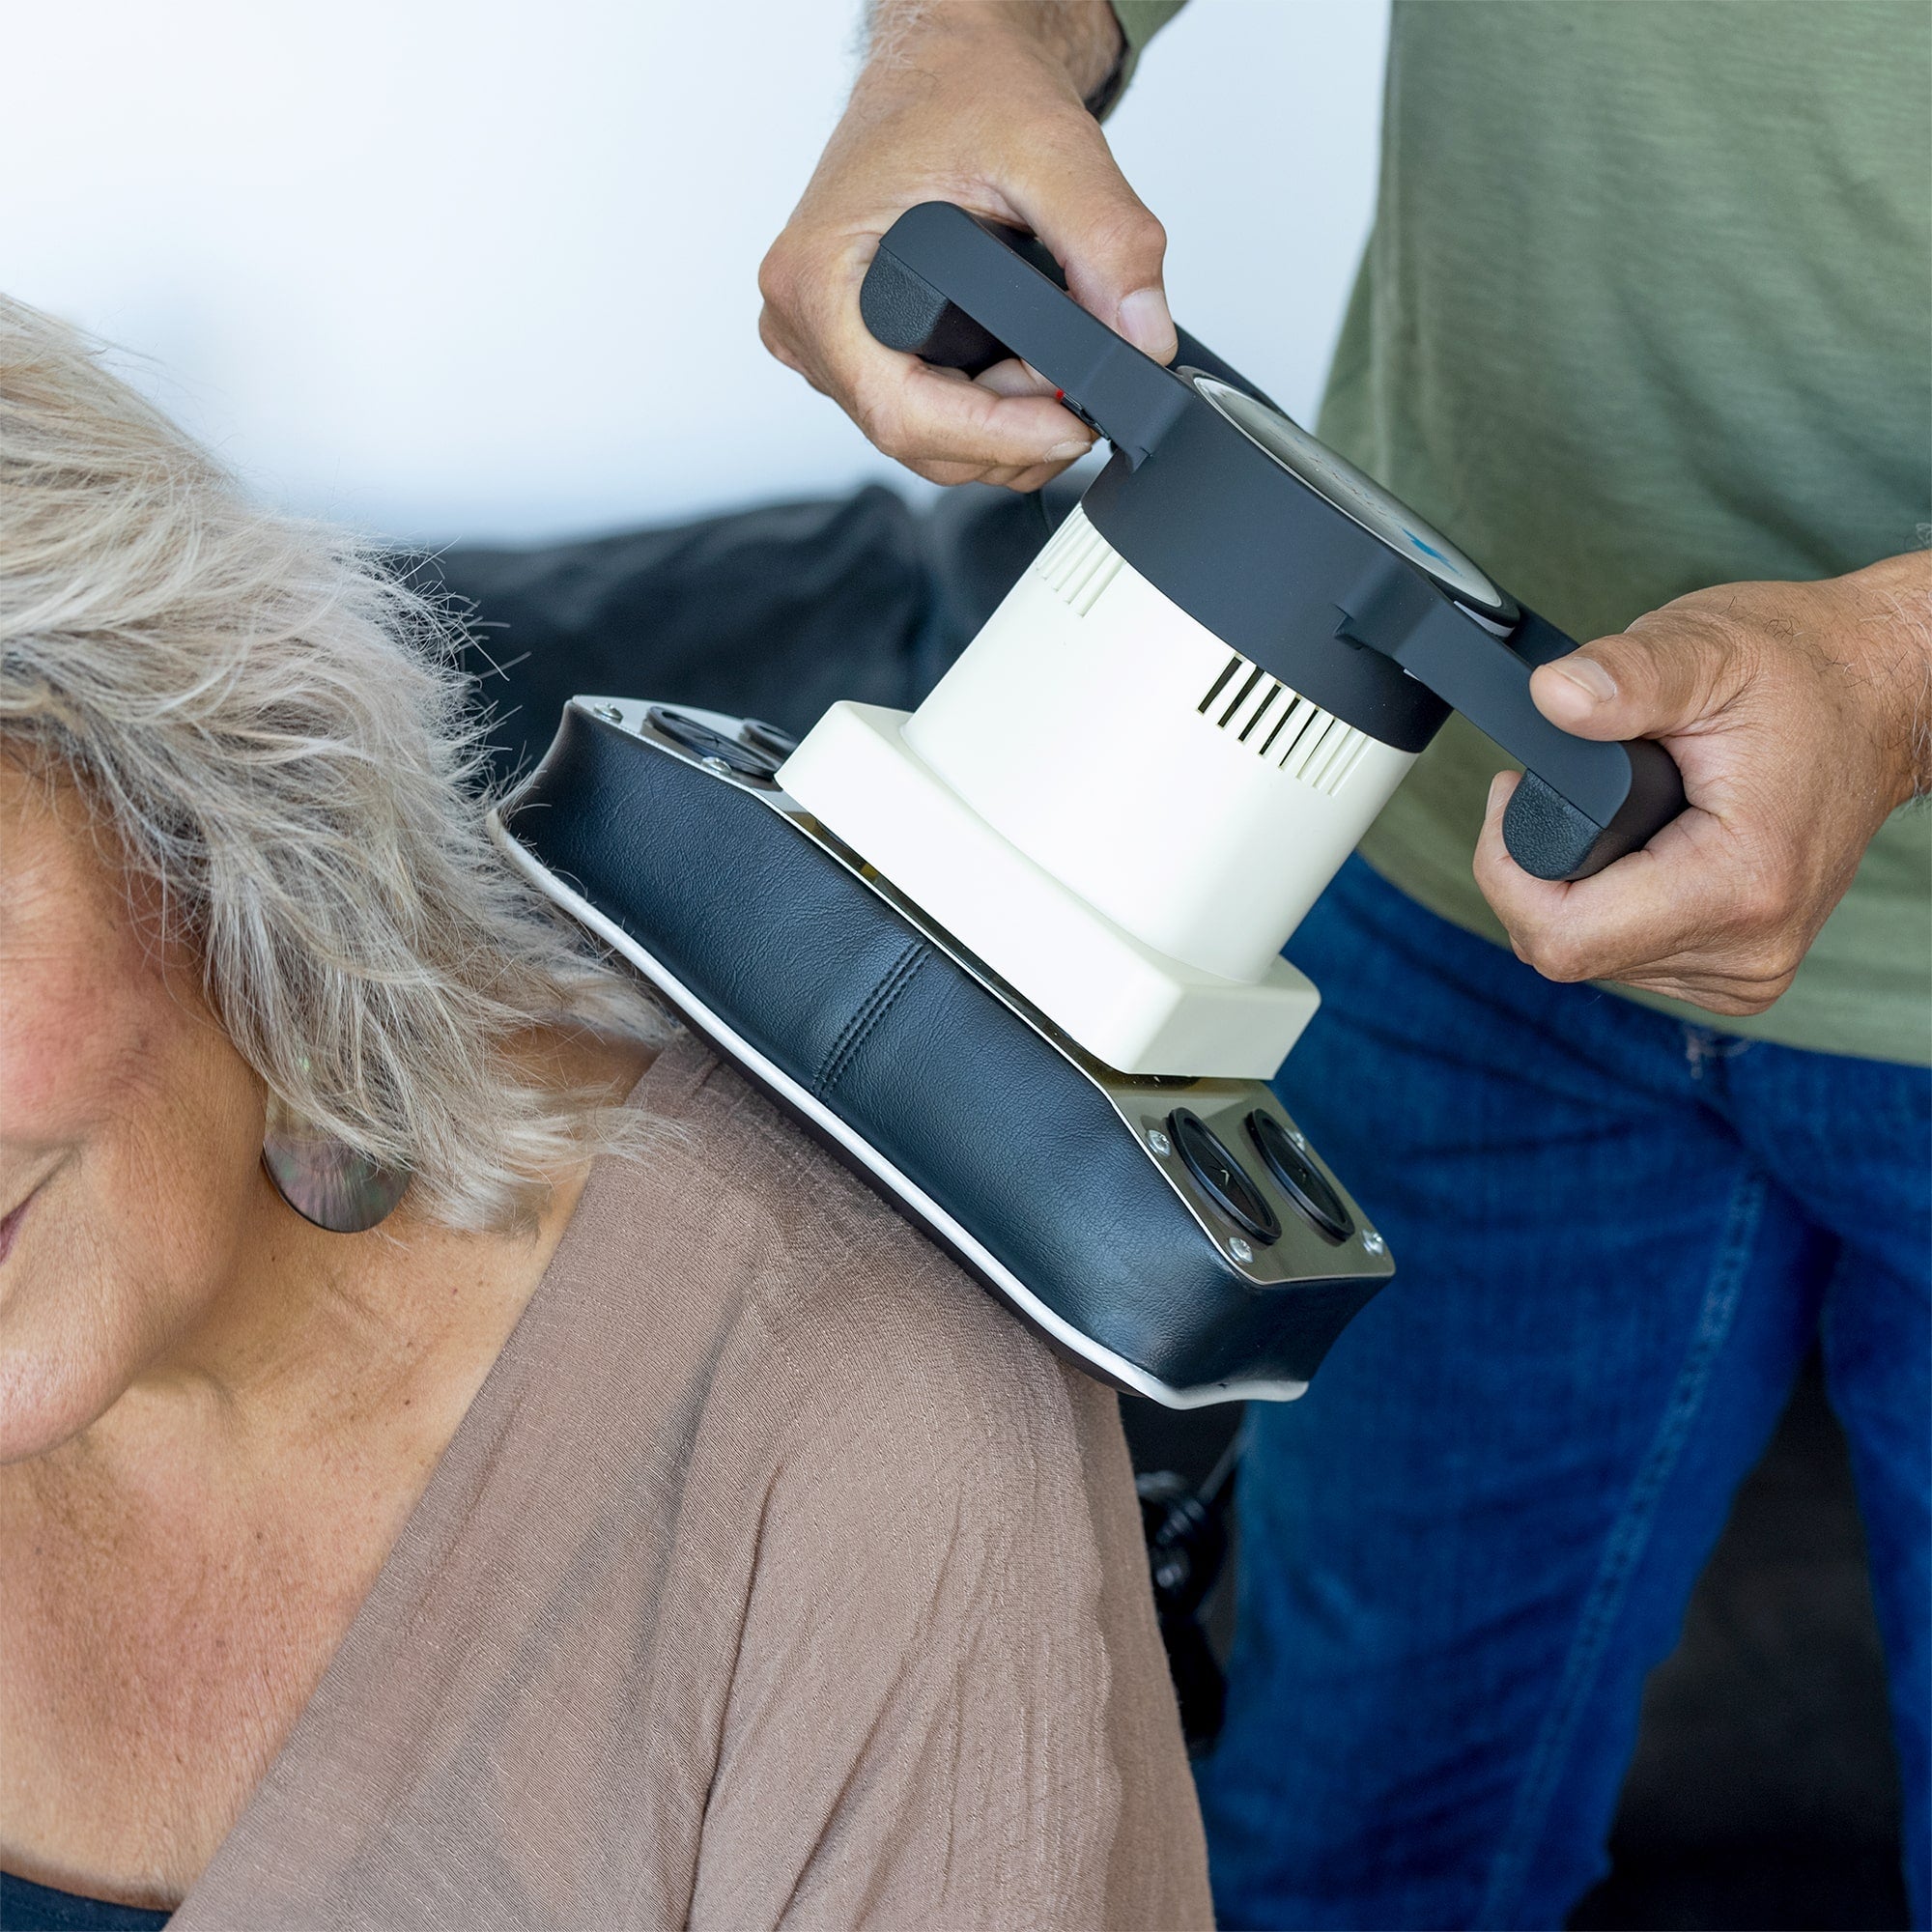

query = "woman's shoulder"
(556, 1022), (1129, 1744)
(533, 1029), (1212, 1929)
(593, 1026), (1089, 1467)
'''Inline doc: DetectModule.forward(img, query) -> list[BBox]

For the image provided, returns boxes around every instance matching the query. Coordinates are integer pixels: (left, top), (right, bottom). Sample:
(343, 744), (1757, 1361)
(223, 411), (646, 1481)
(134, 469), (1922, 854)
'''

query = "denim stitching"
(1683, 1023), (1754, 1083)
(1476, 1161), (1769, 1928)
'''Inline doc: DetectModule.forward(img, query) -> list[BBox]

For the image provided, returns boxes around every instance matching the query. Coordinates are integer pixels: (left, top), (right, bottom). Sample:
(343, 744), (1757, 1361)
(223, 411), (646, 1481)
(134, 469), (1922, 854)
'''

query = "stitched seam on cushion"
(811, 938), (921, 1098)
(819, 951), (931, 1099)
(820, 946), (923, 1095)
(818, 938), (920, 1086)
(1476, 1162), (1769, 1929)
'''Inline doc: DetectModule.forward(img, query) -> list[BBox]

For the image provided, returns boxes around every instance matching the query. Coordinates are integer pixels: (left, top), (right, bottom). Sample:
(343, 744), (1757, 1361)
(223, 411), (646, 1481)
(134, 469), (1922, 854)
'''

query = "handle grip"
(1340, 586), (1688, 881)
(859, 202), (1278, 463)
(874, 206), (1689, 880)
(1502, 739), (1687, 880)
(859, 216), (1063, 377)
(1492, 609), (1687, 879)
(862, 209), (1276, 405)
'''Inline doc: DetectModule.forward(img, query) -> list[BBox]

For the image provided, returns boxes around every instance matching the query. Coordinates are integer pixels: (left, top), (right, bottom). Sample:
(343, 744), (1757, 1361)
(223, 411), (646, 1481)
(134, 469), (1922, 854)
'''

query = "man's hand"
(1475, 551), (1932, 1015)
(758, 0), (1176, 493)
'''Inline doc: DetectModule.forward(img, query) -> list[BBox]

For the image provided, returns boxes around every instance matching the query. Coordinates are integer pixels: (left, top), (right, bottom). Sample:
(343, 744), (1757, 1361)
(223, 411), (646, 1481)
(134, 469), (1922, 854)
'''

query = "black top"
(0, 1872), (171, 1930)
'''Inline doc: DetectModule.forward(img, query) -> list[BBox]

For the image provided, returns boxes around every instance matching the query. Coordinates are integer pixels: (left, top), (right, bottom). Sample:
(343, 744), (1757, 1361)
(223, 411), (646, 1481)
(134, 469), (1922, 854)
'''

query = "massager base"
(779, 698), (1322, 1079)
(491, 699), (1396, 1408)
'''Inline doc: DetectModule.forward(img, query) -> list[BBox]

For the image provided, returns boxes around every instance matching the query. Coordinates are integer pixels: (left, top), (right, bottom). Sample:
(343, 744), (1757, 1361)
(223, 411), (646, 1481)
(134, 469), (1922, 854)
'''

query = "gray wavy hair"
(0, 294), (667, 1231)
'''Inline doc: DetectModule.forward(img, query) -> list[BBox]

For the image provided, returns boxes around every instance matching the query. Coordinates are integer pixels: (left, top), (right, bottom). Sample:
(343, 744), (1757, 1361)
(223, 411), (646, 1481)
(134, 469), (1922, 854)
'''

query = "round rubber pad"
(1167, 1108), (1281, 1246)
(1247, 1110), (1353, 1243)
(646, 706), (781, 780)
(740, 717), (799, 761)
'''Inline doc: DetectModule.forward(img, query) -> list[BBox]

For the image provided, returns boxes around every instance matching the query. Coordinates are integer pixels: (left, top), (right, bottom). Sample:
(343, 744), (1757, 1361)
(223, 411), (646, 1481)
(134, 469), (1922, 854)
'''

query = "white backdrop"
(5, 0), (1387, 544)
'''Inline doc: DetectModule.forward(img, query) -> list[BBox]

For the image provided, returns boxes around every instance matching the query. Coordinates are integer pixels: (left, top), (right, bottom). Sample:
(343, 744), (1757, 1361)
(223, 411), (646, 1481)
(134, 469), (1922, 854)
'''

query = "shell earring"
(262, 1127), (410, 1234)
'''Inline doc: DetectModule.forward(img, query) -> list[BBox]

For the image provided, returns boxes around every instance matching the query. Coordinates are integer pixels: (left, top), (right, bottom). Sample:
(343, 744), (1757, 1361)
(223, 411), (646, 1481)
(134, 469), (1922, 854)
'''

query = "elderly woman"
(0, 298), (1210, 1931)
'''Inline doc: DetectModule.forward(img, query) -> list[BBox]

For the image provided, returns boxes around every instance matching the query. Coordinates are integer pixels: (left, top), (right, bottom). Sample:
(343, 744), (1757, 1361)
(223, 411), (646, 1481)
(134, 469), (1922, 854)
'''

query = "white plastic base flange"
(779, 701), (1319, 1080)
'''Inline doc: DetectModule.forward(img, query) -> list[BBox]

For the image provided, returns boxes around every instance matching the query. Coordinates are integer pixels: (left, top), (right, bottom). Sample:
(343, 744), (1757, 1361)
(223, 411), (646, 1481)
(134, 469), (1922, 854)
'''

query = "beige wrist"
(1847, 549), (1932, 803)
(864, 1), (1123, 104)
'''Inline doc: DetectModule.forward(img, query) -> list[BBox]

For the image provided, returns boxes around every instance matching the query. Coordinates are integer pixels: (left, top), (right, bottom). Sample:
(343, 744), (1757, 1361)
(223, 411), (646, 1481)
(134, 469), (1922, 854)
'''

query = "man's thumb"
(1530, 619), (1737, 742)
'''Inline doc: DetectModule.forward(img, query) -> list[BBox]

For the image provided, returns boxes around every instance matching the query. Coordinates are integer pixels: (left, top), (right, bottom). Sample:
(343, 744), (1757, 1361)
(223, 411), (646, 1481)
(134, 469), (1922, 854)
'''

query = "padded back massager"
(491, 205), (1684, 1407)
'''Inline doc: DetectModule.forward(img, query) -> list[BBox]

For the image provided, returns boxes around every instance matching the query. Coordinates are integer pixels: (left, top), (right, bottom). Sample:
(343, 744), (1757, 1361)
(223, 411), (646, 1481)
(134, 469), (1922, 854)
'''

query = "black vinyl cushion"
(506, 705), (1381, 1394)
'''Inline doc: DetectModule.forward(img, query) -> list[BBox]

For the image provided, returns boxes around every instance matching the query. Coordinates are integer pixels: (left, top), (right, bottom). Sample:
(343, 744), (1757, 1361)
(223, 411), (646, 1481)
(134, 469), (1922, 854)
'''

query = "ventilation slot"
(1033, 511), (1124, 616)
(1193, 653), (1372, 798)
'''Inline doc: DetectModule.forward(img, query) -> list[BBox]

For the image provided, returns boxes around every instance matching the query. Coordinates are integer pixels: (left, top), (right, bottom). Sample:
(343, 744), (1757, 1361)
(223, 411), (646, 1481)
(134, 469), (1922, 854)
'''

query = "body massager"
(492, 204), (1684, 1407)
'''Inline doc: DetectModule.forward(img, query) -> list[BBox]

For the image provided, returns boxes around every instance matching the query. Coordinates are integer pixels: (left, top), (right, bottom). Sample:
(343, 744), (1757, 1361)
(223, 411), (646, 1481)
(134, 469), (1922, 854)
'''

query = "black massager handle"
(859, 199), (1279, 462)
(1329, 571), (1690, 883)
(860, 202), (1687, 882)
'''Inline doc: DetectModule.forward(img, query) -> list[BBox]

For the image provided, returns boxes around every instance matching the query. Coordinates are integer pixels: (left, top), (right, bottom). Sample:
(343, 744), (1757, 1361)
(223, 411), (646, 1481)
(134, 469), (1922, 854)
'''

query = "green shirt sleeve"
(1103, 0), (1188, 111)
(1327, 1), (1932, 1065)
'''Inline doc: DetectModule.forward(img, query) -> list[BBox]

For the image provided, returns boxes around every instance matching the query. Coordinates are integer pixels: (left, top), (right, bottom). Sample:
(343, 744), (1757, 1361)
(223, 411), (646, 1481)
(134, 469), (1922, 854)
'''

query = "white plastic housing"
(779, 504), (1415, 1075)
(780, 701), (1321, 1078)
(905, 506), (1416, 982)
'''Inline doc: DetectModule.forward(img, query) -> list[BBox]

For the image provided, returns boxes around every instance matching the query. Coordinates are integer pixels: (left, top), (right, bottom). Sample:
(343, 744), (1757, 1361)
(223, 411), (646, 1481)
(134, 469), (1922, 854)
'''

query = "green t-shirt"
(1122, 0), (1932, 1065)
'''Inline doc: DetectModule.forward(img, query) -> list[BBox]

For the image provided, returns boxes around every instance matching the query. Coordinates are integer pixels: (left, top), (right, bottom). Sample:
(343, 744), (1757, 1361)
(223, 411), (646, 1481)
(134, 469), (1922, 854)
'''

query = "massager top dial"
(1186, 376), (1514, 626)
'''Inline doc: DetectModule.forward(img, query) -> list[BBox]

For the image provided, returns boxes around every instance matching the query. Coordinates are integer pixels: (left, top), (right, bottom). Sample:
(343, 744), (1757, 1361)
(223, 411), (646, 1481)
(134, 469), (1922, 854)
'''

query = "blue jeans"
(1196, 859), (1930, 1930)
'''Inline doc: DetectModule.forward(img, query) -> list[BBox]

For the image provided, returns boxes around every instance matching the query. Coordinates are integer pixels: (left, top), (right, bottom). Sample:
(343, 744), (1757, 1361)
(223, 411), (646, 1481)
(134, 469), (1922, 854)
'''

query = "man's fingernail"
(1043, 438), (1093, 462)
(1487, 772), (1512, 811)
(1117, 286), (1175, 358)
(1553, 655), (1618, 704)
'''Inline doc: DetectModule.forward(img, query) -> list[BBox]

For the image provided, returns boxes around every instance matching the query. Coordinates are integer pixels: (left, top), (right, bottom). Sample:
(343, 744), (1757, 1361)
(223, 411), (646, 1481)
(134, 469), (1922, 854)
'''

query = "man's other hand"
(758, 0), (1176, 493)
(1475, 552), (1932, 1015)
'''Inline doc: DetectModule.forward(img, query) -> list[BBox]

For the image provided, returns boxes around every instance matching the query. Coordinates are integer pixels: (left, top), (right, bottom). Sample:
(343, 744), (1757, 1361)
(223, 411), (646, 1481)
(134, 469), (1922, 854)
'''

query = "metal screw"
(1146, 1127), (1172, 1155)
(1289, 1128), (1307, 1150)
(1362, 1230), (1385, 1255)
(700, 754), (732, 778)
(593, 703), (624, 724)
(1228, 1236), (1254, 1264)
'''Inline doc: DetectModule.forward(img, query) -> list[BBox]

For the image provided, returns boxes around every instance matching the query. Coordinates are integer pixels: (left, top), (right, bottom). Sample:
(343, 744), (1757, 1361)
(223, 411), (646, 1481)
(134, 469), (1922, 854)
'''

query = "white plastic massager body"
(785, 204), (1685, 1085)
(779, 506), (1416, 1080)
